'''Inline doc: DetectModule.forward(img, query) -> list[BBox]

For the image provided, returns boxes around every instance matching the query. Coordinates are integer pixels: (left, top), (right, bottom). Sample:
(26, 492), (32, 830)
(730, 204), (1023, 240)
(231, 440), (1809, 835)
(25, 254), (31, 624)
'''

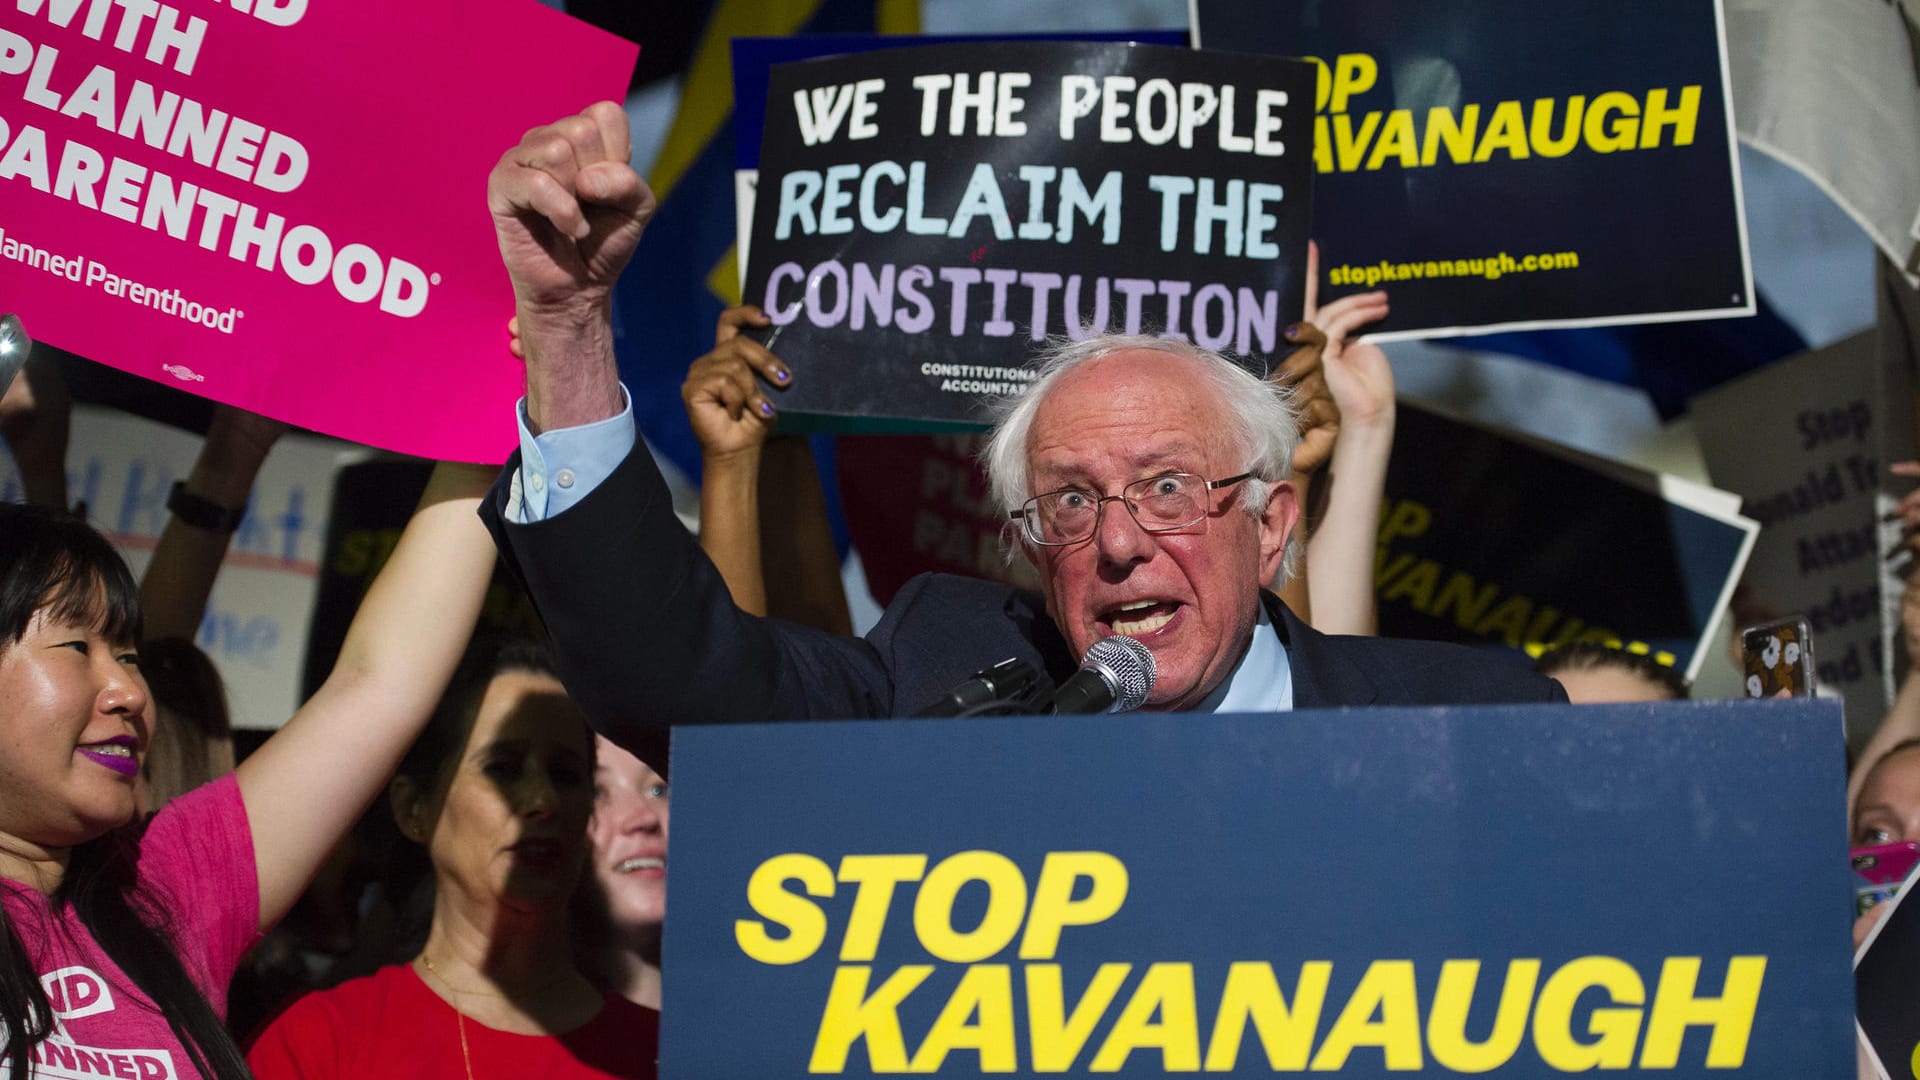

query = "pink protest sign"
(0, 1), (636, 462)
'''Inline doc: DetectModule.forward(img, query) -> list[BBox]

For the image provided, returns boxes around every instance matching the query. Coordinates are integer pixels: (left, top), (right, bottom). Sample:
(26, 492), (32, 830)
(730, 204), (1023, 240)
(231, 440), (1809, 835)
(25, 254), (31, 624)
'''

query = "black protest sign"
(1376, 403), (1753, 678)
(743, 41), (1315, 427)
(1192, 0), (1750, 338)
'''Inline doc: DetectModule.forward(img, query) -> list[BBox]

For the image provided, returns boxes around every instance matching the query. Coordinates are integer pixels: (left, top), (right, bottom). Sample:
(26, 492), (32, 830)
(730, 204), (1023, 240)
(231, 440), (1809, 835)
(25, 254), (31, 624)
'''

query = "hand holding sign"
(487, 102), (653, 432)
(1270, 324), (1339, 477)
(683, 305), (790, 463)
(1305, 242), (1393, 436)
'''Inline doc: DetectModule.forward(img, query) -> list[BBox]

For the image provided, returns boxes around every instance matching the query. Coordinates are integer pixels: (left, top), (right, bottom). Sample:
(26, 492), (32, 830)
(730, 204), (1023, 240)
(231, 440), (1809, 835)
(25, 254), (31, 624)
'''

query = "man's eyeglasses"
(1009, 472), (1253, 547)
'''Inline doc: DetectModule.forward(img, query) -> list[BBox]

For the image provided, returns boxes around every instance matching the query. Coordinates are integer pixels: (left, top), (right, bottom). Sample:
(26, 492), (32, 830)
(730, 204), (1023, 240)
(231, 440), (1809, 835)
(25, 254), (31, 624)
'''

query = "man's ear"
(1256, 478), (1301, 584)
(1014, 531), (1059, 613)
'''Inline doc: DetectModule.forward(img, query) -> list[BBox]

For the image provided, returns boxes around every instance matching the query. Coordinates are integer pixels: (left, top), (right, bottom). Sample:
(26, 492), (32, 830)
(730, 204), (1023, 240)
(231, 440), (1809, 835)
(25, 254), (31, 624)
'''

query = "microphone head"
(1085, 636), (1157, 713)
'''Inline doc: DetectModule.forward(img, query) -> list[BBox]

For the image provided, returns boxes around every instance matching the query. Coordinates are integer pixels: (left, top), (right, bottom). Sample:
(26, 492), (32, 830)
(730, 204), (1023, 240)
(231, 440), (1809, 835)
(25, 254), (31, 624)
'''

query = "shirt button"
(555, 468), (576, 490)
(529, 471), (545, 492)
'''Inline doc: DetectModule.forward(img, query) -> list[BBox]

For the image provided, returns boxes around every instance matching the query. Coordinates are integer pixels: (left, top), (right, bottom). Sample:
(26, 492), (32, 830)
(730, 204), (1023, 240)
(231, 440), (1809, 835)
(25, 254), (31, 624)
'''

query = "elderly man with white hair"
(479, 104), (1564, 771)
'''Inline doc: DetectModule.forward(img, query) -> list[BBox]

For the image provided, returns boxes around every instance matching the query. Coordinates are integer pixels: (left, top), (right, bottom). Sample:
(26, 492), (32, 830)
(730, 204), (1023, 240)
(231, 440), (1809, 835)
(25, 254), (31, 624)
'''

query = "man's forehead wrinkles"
(1032, 439), (1210, 480)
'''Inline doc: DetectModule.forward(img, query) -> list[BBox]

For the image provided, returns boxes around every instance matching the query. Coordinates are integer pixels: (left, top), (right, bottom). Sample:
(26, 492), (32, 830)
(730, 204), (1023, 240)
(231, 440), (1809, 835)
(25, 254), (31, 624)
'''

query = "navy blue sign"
(1376, 403), (1754, 679)
(662, 701), (1851, 1077)
(1191, 0), (1751, 339)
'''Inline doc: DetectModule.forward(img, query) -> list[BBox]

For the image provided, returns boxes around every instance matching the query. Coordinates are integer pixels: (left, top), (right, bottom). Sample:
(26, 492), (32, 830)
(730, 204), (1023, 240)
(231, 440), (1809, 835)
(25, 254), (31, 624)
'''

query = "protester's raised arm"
(757, 437), (855, 635)
(681, 304), (854, 631)
(686, 305), (784, 614)
(487, 101), (654, 434)
(236, 461), (498, 930)
(1266, 326), (1326, 623)
(481, 109), (881, 774)
(139, 405), (285, 642)
(1304, 287), (1393, 636)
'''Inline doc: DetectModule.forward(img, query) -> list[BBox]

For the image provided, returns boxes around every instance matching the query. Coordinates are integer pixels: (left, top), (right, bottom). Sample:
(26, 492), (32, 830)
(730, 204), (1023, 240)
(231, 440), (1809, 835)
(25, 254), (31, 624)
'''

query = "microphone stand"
(912, 657), (1056, 718)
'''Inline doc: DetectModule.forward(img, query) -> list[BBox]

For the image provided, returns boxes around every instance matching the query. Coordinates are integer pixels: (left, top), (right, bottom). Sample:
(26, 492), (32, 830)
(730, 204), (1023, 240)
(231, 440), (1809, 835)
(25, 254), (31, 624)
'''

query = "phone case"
(1854, 842), (1920, 916)
(1741, 617), (1816, 698)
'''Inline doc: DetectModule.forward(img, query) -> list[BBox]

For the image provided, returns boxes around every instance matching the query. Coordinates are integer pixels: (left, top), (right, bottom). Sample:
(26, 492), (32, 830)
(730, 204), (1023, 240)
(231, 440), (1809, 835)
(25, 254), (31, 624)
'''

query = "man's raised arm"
(478, 106), (894, 772)
(487, 100), (652, 436)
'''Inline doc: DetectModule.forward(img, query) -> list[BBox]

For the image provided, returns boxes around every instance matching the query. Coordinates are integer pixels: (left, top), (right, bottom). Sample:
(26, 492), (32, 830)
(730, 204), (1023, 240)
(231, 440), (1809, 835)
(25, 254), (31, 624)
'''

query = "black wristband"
(166, 481), (246, 533)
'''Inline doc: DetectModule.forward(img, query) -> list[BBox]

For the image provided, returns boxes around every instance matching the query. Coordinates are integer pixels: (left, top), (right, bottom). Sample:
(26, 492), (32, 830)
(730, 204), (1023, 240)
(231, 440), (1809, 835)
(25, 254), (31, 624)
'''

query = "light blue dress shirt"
(507, 389), (636, 524)
(1213, 601), (1295, 712)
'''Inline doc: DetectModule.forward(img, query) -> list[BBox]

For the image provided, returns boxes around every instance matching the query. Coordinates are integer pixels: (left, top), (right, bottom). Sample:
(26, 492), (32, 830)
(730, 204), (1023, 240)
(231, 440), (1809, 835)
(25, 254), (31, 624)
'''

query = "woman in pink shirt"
(0, 463), (499, 1080)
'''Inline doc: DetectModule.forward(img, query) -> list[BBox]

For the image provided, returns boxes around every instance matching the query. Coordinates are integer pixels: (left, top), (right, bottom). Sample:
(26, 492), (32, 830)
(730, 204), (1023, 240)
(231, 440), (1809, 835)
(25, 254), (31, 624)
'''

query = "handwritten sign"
(741, 41), (1314, 427)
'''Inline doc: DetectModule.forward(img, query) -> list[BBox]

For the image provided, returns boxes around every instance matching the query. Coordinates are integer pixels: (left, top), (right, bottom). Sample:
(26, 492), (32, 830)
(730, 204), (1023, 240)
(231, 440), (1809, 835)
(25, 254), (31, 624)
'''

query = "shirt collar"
(1193, 600), (1294, 713)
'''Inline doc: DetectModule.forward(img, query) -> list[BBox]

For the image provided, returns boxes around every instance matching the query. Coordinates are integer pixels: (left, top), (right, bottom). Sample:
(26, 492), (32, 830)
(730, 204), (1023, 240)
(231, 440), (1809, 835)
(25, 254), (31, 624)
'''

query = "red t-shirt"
(246, 963), (659, 1079)
(0, 775), (260, 1080)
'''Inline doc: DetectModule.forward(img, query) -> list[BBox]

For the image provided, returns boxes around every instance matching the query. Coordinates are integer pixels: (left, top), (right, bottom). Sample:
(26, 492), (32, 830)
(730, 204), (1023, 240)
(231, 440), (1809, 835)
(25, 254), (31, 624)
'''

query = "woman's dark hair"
(0, 503), (141, 647)
(394, 637), (567, 793)
(1533, 641), (1691, 700)
(0, 503), (250, 1080)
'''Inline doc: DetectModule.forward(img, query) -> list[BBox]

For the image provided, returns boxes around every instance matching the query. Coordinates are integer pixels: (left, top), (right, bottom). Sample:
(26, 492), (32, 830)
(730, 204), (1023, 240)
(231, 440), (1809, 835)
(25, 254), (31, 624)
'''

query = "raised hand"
(1271, 321), (1340, 477)
(487, 102), (654, 317)
(684, 306), (790, 463)
(1288, 242), (1397, 635)
(1303, 240), (1393, 433)
(486, 103), (654, 432)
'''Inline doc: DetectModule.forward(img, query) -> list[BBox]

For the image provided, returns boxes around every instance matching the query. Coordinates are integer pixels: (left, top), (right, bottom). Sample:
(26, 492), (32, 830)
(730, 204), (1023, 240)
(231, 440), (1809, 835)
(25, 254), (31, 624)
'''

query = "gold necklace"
(418, 953), (477, 1080)
(417, 951), (583, 1077)
(419, 951), (578, 999)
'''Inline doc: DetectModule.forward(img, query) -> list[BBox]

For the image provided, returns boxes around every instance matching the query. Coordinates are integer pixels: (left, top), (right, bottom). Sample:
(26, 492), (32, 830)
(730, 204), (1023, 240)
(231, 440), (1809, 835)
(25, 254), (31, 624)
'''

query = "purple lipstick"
(77, 735), (139, 778)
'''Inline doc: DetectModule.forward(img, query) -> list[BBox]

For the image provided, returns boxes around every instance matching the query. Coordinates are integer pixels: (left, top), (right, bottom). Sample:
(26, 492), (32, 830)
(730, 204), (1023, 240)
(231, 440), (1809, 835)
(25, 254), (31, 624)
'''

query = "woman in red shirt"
(246, 641), (657, 1079)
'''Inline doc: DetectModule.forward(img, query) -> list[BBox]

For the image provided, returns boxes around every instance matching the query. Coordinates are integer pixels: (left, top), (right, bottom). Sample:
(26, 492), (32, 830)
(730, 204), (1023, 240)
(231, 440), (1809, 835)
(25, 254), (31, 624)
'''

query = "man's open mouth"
(1103, 599), (1180, 637)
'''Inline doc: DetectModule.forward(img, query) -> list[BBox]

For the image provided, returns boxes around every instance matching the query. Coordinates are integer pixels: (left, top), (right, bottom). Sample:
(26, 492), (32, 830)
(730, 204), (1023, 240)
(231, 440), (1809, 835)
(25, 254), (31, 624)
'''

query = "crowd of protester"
(0, 97), (1913, 1078)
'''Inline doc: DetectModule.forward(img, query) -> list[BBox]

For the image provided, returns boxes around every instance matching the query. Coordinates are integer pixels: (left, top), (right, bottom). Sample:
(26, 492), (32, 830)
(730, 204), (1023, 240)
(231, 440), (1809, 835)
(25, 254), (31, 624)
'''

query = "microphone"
(1051, 636), (1156, 714)
(912, 657), (1054, 717)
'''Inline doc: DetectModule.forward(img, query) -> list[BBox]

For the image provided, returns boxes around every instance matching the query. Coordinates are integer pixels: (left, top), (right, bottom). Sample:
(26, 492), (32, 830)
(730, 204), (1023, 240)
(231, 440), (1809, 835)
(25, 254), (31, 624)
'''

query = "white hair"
(978, 334), (1303, 582)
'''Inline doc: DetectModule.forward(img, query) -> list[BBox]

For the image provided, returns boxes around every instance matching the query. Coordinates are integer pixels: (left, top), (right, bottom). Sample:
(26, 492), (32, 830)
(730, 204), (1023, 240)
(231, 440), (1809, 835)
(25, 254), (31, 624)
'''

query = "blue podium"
(661, 700), (1853, 1077)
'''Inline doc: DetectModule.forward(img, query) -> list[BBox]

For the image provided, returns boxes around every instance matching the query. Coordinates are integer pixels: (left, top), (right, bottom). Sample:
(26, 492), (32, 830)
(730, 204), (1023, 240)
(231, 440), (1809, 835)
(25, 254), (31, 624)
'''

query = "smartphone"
(1740, 615), (1816, 698)
(0, 314), (27, 400)
(1854, 841), (1920, 917)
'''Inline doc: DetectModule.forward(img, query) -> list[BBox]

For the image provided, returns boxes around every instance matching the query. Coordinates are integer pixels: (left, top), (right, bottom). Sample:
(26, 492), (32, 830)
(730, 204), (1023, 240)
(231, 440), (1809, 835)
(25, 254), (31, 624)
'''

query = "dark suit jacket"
(483, 439), (1567, 770)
